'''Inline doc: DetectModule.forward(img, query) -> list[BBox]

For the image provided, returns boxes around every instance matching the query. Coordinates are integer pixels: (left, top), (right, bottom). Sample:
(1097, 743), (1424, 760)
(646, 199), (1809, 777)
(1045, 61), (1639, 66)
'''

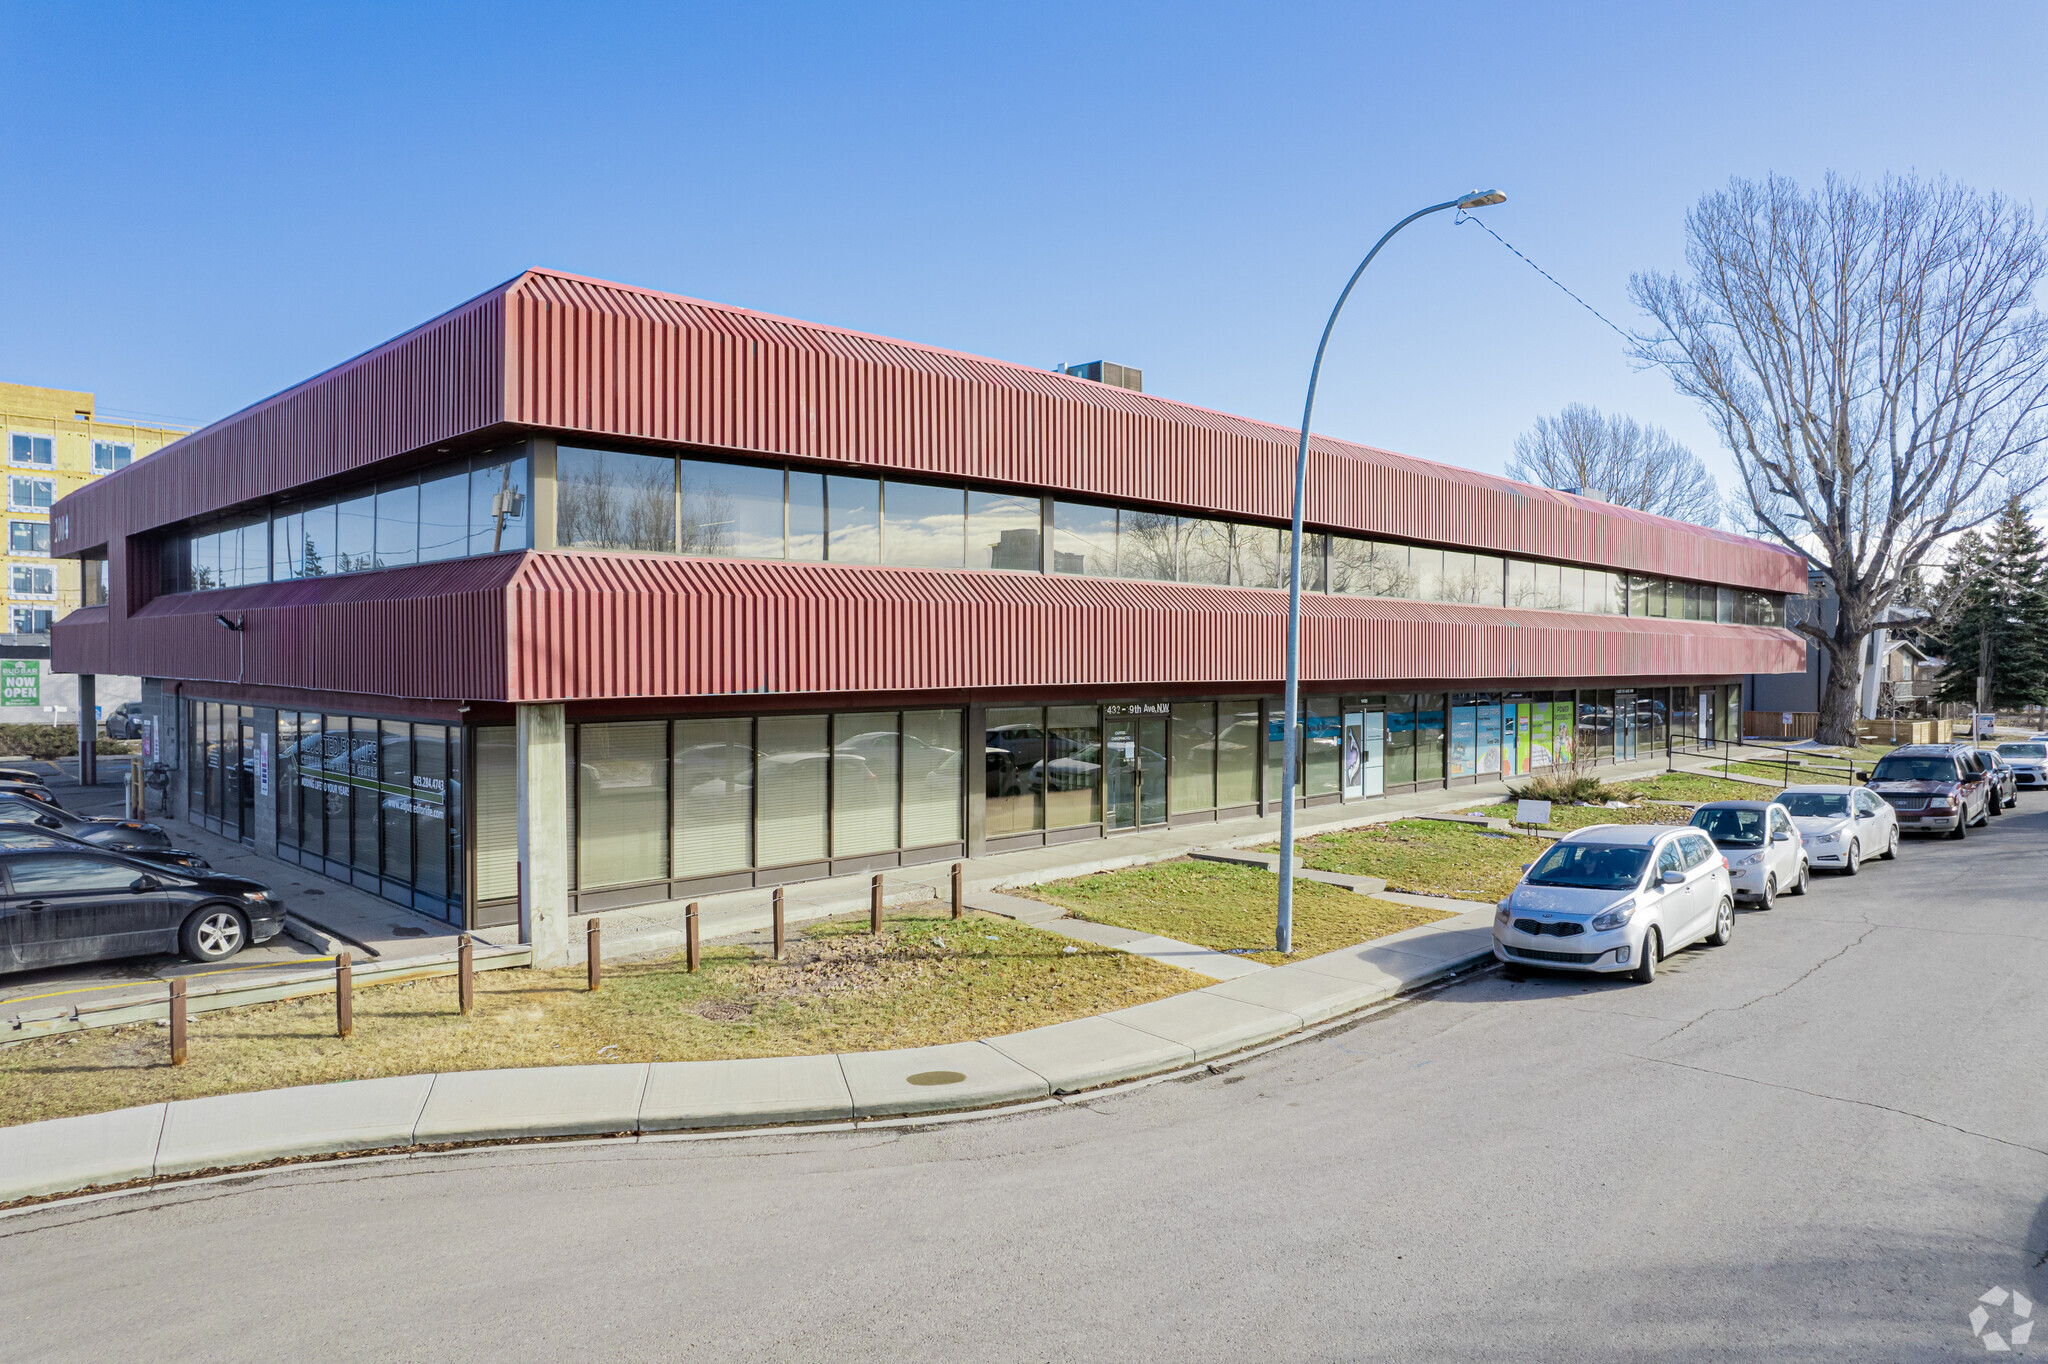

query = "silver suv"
(1494, 824), (1734, 984)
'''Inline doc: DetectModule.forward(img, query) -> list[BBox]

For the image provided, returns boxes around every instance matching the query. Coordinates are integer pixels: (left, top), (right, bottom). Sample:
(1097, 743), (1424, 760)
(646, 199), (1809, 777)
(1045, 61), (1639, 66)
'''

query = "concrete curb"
(0, 922), (1499, 1208)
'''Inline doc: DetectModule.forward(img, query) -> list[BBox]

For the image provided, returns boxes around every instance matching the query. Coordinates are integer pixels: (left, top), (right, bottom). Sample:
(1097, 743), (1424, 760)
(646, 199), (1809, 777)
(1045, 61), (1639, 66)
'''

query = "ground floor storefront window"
(273, 711), (462, 921)
(469, 709), (969, 917)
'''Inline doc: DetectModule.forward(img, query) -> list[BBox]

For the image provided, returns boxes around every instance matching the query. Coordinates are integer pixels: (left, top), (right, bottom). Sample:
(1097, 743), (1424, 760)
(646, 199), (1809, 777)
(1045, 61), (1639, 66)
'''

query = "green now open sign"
(0, 661), (37, 707)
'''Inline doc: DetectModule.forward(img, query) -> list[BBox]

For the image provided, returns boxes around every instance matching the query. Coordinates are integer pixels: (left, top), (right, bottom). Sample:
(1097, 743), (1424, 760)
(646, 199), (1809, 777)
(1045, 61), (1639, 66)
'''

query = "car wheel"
(1988, 790), (2004, 817)
(1787, 859), (1810, 895)
(2005, 790), (2018, 809)
(1974, 800), (1991, 827)
(181, 905), (247, 963)
(1842, 841), (1860, 875)
(1758, 874), (1777, 911)
(1707, 896), (1735, 946)
(1632, 928), (1660, 984)
(1949, 811), (1968, 840)
(1880, 827), (1898, 860)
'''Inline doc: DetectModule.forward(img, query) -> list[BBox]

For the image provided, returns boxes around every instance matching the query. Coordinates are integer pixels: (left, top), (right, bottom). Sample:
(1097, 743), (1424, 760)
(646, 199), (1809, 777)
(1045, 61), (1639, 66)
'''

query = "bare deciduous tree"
(1631, 174), (2048, 743)
(1506, 403), (1723, 526)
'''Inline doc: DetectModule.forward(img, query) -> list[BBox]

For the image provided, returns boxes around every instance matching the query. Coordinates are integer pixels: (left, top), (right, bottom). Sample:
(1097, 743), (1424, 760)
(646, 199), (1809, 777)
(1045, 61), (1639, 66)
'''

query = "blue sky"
(4, 2), (2044, 504)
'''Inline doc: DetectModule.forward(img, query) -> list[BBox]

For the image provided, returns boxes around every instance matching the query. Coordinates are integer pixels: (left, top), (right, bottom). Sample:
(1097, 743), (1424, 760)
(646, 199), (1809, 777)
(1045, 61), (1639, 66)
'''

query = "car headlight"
(1590, 898), (1636, 933)
(1927, 797), (1953, 809)
(1736, 851), (1767, 866)
(1495, 901), (1511, 924)
(1811, 832), (1838, 845)
(241, 890), (270, 902)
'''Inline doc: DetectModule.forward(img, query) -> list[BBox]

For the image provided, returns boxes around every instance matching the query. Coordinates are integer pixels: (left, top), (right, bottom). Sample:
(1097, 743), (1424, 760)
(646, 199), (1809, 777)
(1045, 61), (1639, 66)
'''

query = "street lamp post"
(1275, 189), (1506, 954)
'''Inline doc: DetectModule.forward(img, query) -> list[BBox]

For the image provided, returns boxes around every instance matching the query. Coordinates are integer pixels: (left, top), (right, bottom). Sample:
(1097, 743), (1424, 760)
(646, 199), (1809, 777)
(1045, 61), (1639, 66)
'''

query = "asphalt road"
(4, 807), (2045, 1361)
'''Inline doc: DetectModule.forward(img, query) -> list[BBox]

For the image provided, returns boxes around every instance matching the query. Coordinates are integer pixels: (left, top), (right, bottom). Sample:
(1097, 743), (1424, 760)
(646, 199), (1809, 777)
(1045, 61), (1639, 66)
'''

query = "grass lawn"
(1015, 858), (1453, 965)
(1287, 820), (1555, 905)
(1466, 801), (1683, 830)
(1713, 757), (1863, 785)
(1615, 771), (1782, 803)
(0, 915), (1196, 1128)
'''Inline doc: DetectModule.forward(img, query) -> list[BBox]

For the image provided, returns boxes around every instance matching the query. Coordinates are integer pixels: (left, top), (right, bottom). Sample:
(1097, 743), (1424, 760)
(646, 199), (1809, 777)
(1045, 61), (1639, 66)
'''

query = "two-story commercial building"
(51, 270), (1806, 962)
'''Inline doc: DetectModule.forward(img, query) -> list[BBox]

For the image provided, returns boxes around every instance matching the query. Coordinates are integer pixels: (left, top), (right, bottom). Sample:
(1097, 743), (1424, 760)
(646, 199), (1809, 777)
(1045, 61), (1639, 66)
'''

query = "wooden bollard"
(950, 862), (963, 920)
(685, 901), (700, 973)
(870, 873), (883, 935)
(772, 886), (785, 960)
(336, 950), (353, 1039)
(457, 933), (474, 1015)
(168, 976), (187, 1066)
(587, 917), (602, 992)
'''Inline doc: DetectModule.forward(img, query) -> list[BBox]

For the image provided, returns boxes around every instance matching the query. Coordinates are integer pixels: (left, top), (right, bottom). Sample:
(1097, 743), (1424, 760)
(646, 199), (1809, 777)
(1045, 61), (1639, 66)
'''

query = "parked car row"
(1495, 740), (2023, 984)
(0, 771), (282, 974)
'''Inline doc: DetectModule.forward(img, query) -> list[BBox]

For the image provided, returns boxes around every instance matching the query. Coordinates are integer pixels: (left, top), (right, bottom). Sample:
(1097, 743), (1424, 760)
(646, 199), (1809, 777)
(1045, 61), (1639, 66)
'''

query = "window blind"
(831, 712), (899, 856)
(901, 709), (963, 846)
(756, 716), (829, 865)
(473, 727), (519, 902)
(675, 718), (753, 876)
(576, 722), (669, 889)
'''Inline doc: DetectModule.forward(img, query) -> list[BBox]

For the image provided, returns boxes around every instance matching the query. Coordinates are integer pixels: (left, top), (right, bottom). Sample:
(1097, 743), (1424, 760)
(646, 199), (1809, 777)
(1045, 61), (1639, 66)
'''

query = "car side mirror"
(1660, 870), (1685, 886)
(1772, 831), (1791, 842)
(1854, 770), (1869, 782)
(129, 875), (158, 892)
(1519, 863), (1532, 872)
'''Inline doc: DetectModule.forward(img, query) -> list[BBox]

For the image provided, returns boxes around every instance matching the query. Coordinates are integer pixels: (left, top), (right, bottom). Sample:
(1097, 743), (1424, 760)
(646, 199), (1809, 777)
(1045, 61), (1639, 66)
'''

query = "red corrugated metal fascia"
(504, 270), (1807, 594)
(503, 551), (1804, 704)
(76, 556), (521, 701)
(51, 285), (511, 555)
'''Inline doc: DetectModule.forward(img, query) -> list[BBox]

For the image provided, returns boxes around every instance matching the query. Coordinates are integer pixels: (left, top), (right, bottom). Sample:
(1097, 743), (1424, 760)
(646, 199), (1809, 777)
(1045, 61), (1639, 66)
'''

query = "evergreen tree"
(1925, 499), (2048, 709)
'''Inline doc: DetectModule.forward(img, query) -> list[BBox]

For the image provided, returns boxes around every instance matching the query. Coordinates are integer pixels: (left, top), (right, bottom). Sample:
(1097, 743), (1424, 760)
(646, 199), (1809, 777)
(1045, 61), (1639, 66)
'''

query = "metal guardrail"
(3, 942), (532, 1046)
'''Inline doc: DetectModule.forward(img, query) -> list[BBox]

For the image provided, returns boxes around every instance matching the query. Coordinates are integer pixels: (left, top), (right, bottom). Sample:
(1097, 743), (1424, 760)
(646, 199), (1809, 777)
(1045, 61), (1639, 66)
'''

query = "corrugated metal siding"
(503, 270), (1807, 593)
(52, 287), (509, 554)
(52, 556), (519, 701)
(504, 551), (1804, 704)
(53, 265), (1804, 595)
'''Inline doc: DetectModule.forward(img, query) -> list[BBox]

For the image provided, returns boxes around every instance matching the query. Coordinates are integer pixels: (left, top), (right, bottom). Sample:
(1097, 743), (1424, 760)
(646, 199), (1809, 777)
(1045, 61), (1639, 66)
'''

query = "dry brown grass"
(0, 915), (1196, 1127)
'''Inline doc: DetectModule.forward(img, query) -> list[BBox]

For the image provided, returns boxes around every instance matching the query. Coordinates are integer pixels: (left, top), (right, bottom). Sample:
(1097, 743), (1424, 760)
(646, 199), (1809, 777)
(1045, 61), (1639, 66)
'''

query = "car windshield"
(1524, 843), (1649, 891)
(1774, 793), (1849, 817)
(1871, 756), (1958, 783)
(1691, 807), (1768, 846)
(1997, 743), (2046, 759)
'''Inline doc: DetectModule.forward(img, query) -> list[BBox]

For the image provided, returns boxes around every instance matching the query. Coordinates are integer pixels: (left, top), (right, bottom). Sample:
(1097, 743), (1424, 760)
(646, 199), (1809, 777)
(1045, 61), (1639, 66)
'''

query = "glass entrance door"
(1106, 713), (1169, 831)
(1137, 716), (1167, 826)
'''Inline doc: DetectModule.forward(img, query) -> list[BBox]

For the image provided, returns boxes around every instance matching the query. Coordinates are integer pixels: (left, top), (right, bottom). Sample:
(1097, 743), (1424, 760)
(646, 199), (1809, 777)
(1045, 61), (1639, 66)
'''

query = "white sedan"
(1772, 785), (1899, 872)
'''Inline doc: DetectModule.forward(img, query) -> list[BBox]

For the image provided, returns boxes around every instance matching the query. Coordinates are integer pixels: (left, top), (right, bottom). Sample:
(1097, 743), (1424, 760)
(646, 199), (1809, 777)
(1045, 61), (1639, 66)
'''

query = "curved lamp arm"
(1275, 190), (1505, 954)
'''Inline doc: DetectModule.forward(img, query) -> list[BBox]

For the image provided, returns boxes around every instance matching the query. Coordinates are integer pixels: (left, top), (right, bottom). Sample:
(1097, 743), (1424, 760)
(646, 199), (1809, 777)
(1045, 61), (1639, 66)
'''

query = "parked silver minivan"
(1494, 824), (1734, 984)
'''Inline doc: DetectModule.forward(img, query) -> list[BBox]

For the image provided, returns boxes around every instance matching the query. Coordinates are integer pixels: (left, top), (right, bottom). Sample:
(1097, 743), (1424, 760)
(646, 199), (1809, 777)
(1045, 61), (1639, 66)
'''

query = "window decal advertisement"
(1531, 703), (1554, 768)
(1477, 704), (1502, 776)
(1448, 706), (1476, 779)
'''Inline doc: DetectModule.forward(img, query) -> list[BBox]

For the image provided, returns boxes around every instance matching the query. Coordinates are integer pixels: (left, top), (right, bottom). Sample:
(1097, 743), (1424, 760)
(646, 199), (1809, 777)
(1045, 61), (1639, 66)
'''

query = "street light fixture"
(1274, 190), (1505, 955)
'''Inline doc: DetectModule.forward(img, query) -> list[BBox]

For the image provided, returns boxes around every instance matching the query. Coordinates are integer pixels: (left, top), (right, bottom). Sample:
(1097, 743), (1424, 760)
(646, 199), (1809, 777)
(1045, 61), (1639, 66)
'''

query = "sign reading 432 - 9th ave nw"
(0, 661), (38, 708)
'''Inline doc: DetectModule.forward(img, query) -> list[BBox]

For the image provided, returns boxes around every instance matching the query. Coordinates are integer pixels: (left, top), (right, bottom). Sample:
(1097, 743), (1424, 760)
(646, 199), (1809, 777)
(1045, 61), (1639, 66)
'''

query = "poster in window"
(1531, 702), (1553, 768)
(1477, 704), (1502, 777)
(1553, 701), (1576, 764)
(1342, 711), (1364, 799)
(1448, 706), (1476, 779)
(1518, 706), (1533, 773)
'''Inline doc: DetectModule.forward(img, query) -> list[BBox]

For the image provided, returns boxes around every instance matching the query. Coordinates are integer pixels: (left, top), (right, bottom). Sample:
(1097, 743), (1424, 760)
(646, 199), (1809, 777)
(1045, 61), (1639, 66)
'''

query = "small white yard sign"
(1516, 799), (1552, 826)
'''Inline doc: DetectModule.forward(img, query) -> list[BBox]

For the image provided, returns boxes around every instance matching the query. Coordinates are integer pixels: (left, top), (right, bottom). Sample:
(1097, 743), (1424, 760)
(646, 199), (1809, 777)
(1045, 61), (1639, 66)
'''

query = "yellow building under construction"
(0, 381), (185, 635)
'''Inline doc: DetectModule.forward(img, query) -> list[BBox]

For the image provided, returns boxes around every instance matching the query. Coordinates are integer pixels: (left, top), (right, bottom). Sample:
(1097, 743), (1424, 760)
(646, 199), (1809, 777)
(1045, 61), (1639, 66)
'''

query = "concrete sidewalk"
(0, 906), (1499, 1205)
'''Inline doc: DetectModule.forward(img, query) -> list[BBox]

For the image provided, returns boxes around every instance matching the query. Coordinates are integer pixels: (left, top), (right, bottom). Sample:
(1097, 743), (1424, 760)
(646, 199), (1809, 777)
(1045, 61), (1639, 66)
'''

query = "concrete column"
(76, 674), (96, 786)
(517, 703), (570, 966)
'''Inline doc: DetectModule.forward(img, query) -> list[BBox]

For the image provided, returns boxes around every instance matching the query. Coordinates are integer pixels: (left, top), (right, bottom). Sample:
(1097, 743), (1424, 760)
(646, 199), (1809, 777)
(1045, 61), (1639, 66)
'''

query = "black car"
(0, 766), (49, 787)
(0, 781), (61, 807)
(0, 846), (283, 971)
(0, 792), (171, 849)
(103, 701), (142, 740)
(0, 824), (211, 871)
